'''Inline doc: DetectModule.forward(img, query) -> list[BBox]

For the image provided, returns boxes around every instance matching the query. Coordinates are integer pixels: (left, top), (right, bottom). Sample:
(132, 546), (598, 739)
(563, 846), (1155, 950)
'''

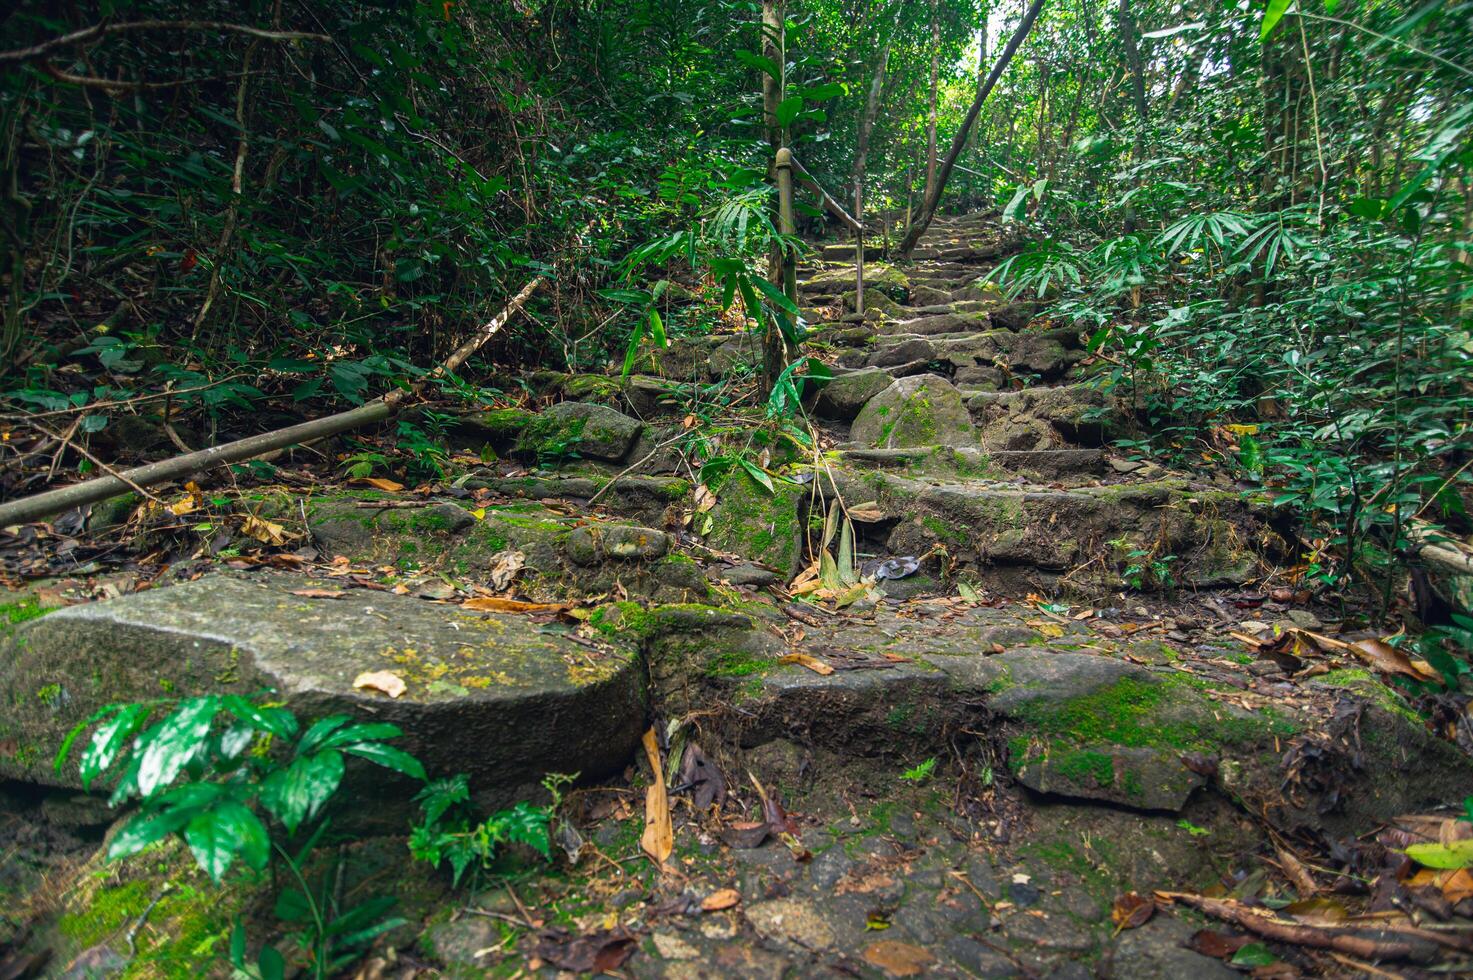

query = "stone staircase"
(4, 212), (1469, 979)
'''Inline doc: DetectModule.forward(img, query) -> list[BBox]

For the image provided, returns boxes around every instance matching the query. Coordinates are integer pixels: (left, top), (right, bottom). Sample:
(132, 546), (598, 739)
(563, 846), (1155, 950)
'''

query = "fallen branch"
(1156, 891), (1459, 962)
(0, 220), (594, 528)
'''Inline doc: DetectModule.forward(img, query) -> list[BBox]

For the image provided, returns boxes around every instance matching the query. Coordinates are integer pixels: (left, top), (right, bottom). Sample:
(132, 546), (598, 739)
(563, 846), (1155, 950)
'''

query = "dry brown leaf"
(353, 670), (406, 699)
(847, 501), (885, 522)
(289, 588), (346, 599)
(778, 652), (835, 676)
(1349, 637), (1440, 682)
(462, 596), (570, 614)
(354, 477), (405, 492)
(487, 549), (525, 591)
(700, 888), (741, 912)
(1111, 892), (1155, 932)
(1443, 868), (1473, 904)
(240, 514), (296, 546)
(861, 940), (936, 977)
(694, 484), (718, 513)
(640, 728), (673, 867)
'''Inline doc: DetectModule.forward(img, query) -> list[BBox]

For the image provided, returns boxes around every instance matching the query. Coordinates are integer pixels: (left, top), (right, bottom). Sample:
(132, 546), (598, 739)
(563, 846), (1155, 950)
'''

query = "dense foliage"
(1, 0), (1469, 617)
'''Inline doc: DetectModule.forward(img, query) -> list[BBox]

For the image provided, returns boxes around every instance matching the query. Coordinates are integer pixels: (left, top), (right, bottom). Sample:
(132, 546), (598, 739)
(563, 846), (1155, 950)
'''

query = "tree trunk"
(761, 0), (788, 391)
(1117, 0), (1148, 232)
(899, 0), (1048, 255)
(924, 0), (940, 207)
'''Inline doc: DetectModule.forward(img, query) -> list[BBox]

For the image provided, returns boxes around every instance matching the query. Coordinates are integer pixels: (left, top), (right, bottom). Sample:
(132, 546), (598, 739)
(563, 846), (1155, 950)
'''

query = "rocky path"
(2, 213), (1471, 977)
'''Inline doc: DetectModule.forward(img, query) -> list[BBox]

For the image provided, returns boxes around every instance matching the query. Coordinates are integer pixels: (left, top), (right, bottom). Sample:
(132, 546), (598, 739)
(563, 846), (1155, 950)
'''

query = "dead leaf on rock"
(694, 484), (717, 513)
(289, 588), (346, 599)
(862, 940), (936, 977)
(778, 652), (834, 676)
(1111, 891), (1154, 932)
(462, 596), (569, 614)
(701, 888), (741, 912)
(532, 926), (637, 974)
(353, 670), (406, 699)
(719, 821), (769, 849)
(847, 501), (885, 523)
(679, 742), (727, 810)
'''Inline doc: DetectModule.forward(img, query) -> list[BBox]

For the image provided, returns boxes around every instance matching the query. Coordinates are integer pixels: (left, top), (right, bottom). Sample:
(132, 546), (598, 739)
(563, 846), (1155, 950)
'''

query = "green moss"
(1015, 675), (1293, 753)
(706, 650), (773, 678)
(0, 597), (54, 642)
(1054, 749), (1115, 788)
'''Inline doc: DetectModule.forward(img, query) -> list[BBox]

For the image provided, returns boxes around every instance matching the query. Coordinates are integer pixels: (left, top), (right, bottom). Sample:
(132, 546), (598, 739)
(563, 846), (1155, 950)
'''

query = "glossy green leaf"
(107, 806), (195, 862)
(185, 800), (269, 882)
(342, 741), (427, 781)
(1260, 0), (1293, 39)
(136, 697), (220, 798)
(738, 458), (775, 494)
(775, 95), (804, 128)
(260, 750), (345, 833)
(77, 703), (151, 789)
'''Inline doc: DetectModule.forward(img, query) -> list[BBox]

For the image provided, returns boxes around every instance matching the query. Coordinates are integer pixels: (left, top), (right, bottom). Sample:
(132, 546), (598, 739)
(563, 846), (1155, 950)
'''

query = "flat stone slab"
(0, 575), (644, 818)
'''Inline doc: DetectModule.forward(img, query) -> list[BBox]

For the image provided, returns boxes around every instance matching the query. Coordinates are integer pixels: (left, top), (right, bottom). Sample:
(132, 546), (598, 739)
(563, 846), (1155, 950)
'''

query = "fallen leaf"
(847, 501), (885, 522)
(719, 821), (769, 848)
(694, 484), (717, 513)
(1111, 892), (1154, 932)
(861, 940), (936, 977)
(679, 742), (727, 810)
(289, 588), (346, 599)
(532, 926), (636, 973)
(1350, 637), (1440, 682)
(640, 729), (673, 867)
(353, 670), (406, 699)
(1405, 839), (1473, 869)
(1443, 868), (1473, 903)
(240, 514), (296, 546)
(166, 495), (197, 516)
(1187, 929), (1252, 958)
(1281, 897), (1347, 922)
(462, 596), (569, 614)
(354, 477), (405, 492)
(778, 652), (834, 676)
(487, 549), (525, 591)
(700, 889), (741, 912)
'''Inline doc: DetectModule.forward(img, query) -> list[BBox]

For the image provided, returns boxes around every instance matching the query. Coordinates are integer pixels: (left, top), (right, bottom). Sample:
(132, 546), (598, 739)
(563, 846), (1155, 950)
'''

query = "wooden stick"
(1156, 892), (1449, 962)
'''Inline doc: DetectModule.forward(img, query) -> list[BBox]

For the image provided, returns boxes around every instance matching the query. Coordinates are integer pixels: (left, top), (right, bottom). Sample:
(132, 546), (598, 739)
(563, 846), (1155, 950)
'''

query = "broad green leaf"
(260, 750), (345, 833)
(136, 697), (220, 798)
(222, 696), (298, 739)
(733, 49), (781, 80)
(55, 702), (127, 776)
(297, 714), (352, 754)
(738, 458), (775, 494)
(77, 703), (151, 788)
(107, 806), (195, 862)
(621, 320), (645, 379)
(185, 800), (269, 882)
(775, 95), (804, 128)
(317, 722), (404, 750)
(1405, 840), (1473, 869)
(342, 742), (427, 781)
(751, 276), (799, 314)
(647, 309), (668, 348)
(1260, 0), (1293, 39)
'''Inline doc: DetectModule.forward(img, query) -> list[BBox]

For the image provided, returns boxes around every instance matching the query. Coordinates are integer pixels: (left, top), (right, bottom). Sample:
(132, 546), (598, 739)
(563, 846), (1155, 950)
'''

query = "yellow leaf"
(1224, 424), (1259, 436)
(462, 596), (568, 614)
(640, 729), (673, 867)
(778, 652), (834, 675)
(240, 514), (295, 546)
(355, 477), (405, 492)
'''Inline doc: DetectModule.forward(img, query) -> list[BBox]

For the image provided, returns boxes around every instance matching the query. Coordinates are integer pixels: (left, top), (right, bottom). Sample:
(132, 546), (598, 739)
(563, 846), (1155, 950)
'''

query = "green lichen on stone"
(57, 871), (235, 978)
(1054, 749), (1115, 788)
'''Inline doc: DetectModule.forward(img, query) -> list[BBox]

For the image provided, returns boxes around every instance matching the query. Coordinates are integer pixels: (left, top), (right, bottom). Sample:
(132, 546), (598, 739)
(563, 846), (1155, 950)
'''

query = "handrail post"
(775, 147), (797, 303)
(854, 180), (865, 316)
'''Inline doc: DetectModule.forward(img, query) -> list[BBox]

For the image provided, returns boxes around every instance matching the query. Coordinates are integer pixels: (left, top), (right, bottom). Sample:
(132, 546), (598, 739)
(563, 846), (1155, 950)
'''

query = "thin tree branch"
(0, 21), (330, 66)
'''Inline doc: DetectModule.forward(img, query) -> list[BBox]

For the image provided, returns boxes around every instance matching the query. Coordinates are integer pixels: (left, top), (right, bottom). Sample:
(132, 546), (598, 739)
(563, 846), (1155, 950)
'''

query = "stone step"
(837, 446), (1105, 483)
(0, 574), (646, 825)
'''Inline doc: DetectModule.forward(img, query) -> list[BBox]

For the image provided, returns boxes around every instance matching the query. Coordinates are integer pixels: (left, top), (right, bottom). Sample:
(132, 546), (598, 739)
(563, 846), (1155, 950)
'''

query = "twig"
(0, 20), (331, 65)
(25, 419), (164, 505)
(587, 433), (687, 506)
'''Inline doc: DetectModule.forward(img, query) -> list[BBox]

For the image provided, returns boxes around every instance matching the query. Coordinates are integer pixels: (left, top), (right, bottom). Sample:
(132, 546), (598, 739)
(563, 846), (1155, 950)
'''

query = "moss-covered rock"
(812, 368), (894, 421)
(0, 574), (646, 820)
(517, 401), (644, 462)
(850, 374), (979, 449)
(704, 470), (807, 580)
